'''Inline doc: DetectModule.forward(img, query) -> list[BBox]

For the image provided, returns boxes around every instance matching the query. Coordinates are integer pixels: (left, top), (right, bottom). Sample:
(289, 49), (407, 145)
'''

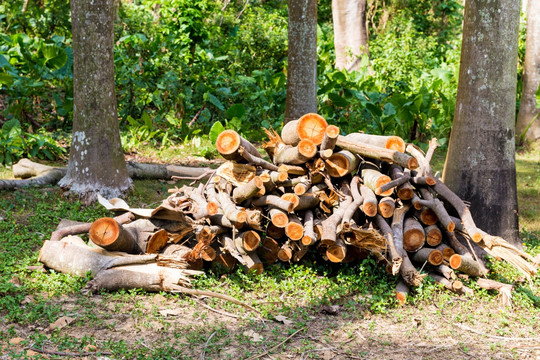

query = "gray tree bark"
(332, 0), (369, 72)
(284, 0), (318, 123)
(59, 0), (132, 203)
(442, 0), (521, 246)
(516, 0), (540, 143)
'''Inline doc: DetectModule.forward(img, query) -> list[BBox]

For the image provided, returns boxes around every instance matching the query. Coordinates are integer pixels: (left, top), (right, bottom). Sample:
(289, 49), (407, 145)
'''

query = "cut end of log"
(206, 201), (219, 216)
(378, 197), (395, 218)
(235, 210), (248, 224)
(281, 193), (300, 211)
(325, 125), (340, 139)
(200, 246), (217, 262)
(397, 188), (414, 201)
(301, 235), (315, 246)
(271, 211), (289, 228)
(471, 232), (483, 243)
(325, 151), (359, 178)
(258, 237), (280, 265)
(215, 130), (240, 156)
(294, 183), (308, 196)
(446, 222), (456, 232)
(362, 203), (378, 218)
(386, 136), (406, 153)
(89, 218), (120, 246)
(298, 139), (317, 159)
(285, 222), (304, 241)
(243, 230), (261, 252)
(419, 208), (438, 225)
(147, 229), (169, 254)
(426, 177), (436, 186)
(426, 228), (442, 247)
(247, 263), (264, 275)
(277, 246), (293, 262)
(327, 245), (347, 263)
(407, 157), (419, 170)
(395, 292), (407, 305)
(428, 250), (444, 266)
(297, 113), (328, 145)
(266, 223), (285, 239)
(449, 254), (462, 269)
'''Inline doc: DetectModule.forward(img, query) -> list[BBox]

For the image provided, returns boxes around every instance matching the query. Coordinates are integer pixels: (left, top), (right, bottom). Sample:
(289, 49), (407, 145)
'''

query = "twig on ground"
(25, 347), (112, 357)
(195, 299), (241, 319)
(245, 327), (305, 360)
(200, 331), (217, 360)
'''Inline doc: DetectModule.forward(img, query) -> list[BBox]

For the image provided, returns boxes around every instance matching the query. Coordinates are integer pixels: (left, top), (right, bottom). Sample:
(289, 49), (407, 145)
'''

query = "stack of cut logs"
(39, 113), (537, 301)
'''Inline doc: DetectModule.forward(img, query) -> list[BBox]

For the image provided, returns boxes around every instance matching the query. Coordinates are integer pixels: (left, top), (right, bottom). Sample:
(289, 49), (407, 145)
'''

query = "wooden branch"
(395, 279), (409, 305)
(252, 195), (295, 213)
(392, 204), (424, 286)
(434, 264), (456, 280)
(321, 190), (353, 245)
(294, 193), (320, 211)
(274, 140), (317, 165)
(216, 130), (261, 162)
(342, 176), (363, 224)
(445, 230), (489, 276)
(282, 113), (328, 146)
(476, 279), (513, 306)
(374, 215), (402, 275)
(377, 197), (395, 218)
(326, 237), (348, 263)
(232, 176), (264, 204)
(325, 150), (360, 177)
(257, 237), (280, 265)
(345, 132), (406, 153)
(361, 162), (393, 196)
(89, 217), (142, 254)
(278, 240), (294, 262)
(424, 224), (442, 246)
(268, 207), (289, 228)
(216, 191), (247, 224)
(319, 125), (340, 159)
(302, 210), (317, 246)
(416, 187), (455, 232)
(403, 217), (426, 252)
(360, 184), (377, 217)
(410, 248), (443, 266)
(239, 146), (279, 171)
(50, 212), (134, 242)
(336, 135), (418, 169)
(429, 272), (470, 295)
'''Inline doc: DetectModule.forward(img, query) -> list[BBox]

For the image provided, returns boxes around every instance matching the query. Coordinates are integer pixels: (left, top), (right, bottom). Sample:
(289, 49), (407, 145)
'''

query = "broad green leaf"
(0, 72), (13, 86)
(226, 104), (246, 119)
(2, 119), (21, 138)
(431, 68), (453, 83)
(328, 92), (349, 107)
(205, 92), (225, 111)
(209, 121), (225, 143)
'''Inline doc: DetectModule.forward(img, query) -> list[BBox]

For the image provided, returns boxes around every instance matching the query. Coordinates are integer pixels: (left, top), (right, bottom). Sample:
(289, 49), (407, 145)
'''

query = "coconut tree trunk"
(442, 0), (521, 247)
(332, 0), (369, 72)
(59, 0), (132, 203)
(516, 0), (540, 143)
(284, 0), (318, 123)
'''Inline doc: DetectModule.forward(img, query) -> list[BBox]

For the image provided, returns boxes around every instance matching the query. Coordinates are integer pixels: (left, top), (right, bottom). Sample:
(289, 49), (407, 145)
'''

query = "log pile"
(38, 113), (538, 301)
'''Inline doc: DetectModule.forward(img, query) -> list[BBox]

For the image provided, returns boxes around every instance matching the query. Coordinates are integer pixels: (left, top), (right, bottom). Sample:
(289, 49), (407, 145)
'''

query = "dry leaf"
(84, 344), (97, 352)
(26, 350), (39, 356)
(274, 315), (294, 325)
(243, 330), (263, 342)
(159, 308), (183, 317)
(48, 316), (75, 331)
(9, 337), (25, 345)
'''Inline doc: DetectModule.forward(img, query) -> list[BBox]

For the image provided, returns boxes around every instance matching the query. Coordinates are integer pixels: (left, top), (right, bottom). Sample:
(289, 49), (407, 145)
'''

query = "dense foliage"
(0, 0), (468, 164)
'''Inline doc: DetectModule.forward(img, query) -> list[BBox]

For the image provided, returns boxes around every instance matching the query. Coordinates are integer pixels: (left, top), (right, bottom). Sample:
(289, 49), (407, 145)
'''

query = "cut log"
(360, 185), (378, 217)
(212, 248), (237, 274)
(282, 113), (328, 146)
(278, 241), (294, 262)
(377, 165), (412, 199)
(403, 217), (426, 252)
(326, 237), (348, 263)
(374, 215), (402, 275)
(281, 193), (300, 210)
(89, 218), (141, 254)
(319, 125), (340, 159)
(285, 214), (304, 241)
(378, 197), (395, 218)
(344, 133), (406, 153)
(214, 161), (257, 187)
(342, 176), (363, 224)
(395, 279), (410, 305)
(411, 248), (443, 266)
(281, 119), (302, 146)
(292, 242), (310, 262)
(216, 191), (247, 224)
(445, 230), (488, 276)
(294, 193), (320, 211)
(436, 244), (456, 261)
(50, 212), (135, 242)
(448, 254), (463, 270)
(414, 207), (438, 226)
(216, 130), (261, 162)
(257, 237), (280, 265)
(425, 224), (442, 247)
(434, 264), (456, 280)
(321, 189), (353, 245)
(293, 177), (312, 195)
(274, 139), (317, 165)
(429, 272), (469, 295)
(302, 210), (317, 246)
(245, 209), (263, 231)
(252, 195), (295, 213)
(238, 146), (279, 171)
(232, 176), (264, 204)
(416, 187), (455, 232)
(266, 222), (285, 239)
(336, 135), (418, 170)
(240, 230), (261, 252)
(361, 163), (393, 197)
(162, 244), (204, 270)
(277, 164), (307, 176)
(268, 207), (289, 228)
(325, 150), (359, 177)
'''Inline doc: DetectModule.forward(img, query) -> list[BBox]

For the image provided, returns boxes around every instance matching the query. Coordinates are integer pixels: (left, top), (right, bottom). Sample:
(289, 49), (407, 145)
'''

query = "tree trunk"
(284, 0), (318, 123)
(59, 0), (132, 203)
(516, 0), (540, 142)
(442, 0), (521, 247)
(332, 0), (369, 72)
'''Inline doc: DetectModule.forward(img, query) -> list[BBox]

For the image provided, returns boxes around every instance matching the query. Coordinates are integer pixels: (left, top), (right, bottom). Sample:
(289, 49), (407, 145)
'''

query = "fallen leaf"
(159, 308), (183, 317)
(84, 344), (97, 352)
(48, 316), (75, 331)
(21, 295), (35, 305)
(9, 337), (25, 345)
(26, 350), (39, 356)
(243, 330), (263, 342)
(274, 315), (294, 325)
(9, 276), (21, 287)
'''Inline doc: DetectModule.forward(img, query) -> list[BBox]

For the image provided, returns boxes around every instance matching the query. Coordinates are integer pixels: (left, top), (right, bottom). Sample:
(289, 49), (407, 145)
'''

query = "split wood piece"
(411, 248), (443, 266)
(259, 170), (289, 192)
(267, 222), (285, 239)
(392, 204), (424, 286)
(336, 135), (418, 170)
(342, 176), (363, 224)
(321, 191), (353, 245)
(268, 207), (289, 228)
(221, 235), (245, 265)
(238, 146), (279, 171)
(374, 215), (402, 275)
(429, 273), (470, 295)
(162, 244), (204, 270)
(292, 242), (310, 262)
(277, 240), (294, 262)
(232, 176), (264, 204)
(195, 224), (228, 237)
(281, 193), (300, 210)
(361, 162), (393, 196)
(431, 178), (482, 242)
(186, 185), (218, 219)
(245, 209), (263, 231)
(187, 228), (217, 262)
(445, 230), (488, 276)
(436, 244), (456, 261)
(144, 229), (169, 255)
(395, 279), (410, 305)
(360, 185), (378, 217)
(319, 125), (340, 159)
(414, 207), (438, 226)
(326, 237), (348, 263)
(214, 162), (257, 187)
(294, 194), (320, 211)
(216, 191), (247, 224)
(122, 218), (191, 251)
(434, 264), (456, 280)
(216, 130), (261, 162)
(378, 197), (395, 219)
(235, 230), (262, 253)
(285, 214), (304, 241)
(89, 217), (142, 254)
(281, 113), (328, 146)
(39, 237), (158, 277)
(302, 210), (317, 246)
(277, 164), (307, 176)
(293, 177), (312, 195)
(345, 132), (406, 153)
(252, 195), (295, 213)
(232, 234), (264, 274)
(50, 212), (134, 242)
(425, 224), (442, 247)
(342, 224), (387, 253)
(416, 187), (455, 232)
(476, 279), (513, 307)
(377, 165), (413, 199)
(274, 139), (317, 165)
(212, 248), (237, 274)
(325, 150), (360, 178)
(257, 237), (280, 265)
(403, 217), (426, 252)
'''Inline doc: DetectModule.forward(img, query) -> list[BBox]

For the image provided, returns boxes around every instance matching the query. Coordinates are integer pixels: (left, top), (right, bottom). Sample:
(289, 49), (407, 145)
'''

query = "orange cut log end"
(147, 229), (169, 254)
(441, 247), (455, 260)
(325, 153), (351, 178)
(277, 247), (293, 262)
(326, 245), (347, 263)
(419, 208), (438, 225)
(297, 113), (328, 145)
(215, 130), (240, 156)
(200, 247), (217, 262)
(386, 136), (406, 153)
(426, 229), (442, 247)
(449, 254), (462, 269)
(89, 218), (120, 246)
(281, 193), (300, 210)
(397, 188), (414, 201)
(243, 230), (261, 252)
(363, 203), (378, 217)
(325, 125), (340, 138)
(428, 250), (444, 266)
(206, 201), (219, 216)
(271, 212), (289, 228)
(396, 292), (407, 305)
(375, 175), (393, 197)
(285, 222), (304, 241)
(403, 229), (425, 252)
(298, 139), (317, 158)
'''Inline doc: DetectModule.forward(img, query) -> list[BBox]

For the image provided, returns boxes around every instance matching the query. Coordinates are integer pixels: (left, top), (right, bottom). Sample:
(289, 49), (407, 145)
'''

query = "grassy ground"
(0, 143), (539, 359)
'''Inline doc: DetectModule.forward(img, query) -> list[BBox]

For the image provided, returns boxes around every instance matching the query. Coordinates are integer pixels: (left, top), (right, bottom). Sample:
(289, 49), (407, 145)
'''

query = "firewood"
(266, 222), (285, 239)
(294, 193), (320, 211)
(425, 224), (442, 246)
(342, 224), (387, 253)
(342, 176), (363, 224)
(252, 195), (295, 213)
(258, 237), (280, 265)
(376, 165), (412, 198)
(321, 187), (353, 245)
(89, 217), (141, 254)
(325, 150), (359, 177)
(319, 125), (340, 159)
(278, 241), (294, 262)
(238, 146), (279, 171)
(436, 243), (456, 261)
(216, 130), (261, 162)
(326, 237), (348, 263)
(414, 207), (438, 226)
(162, 244), (203, 270)
(360, 185), (377, 217)
(429, 272), (468, 295)
(444, 230), (488, 276)
(374, 215), (402, 275)
(403, 217), (426, 252)
(277, 164), (307, 176)
(378, 197), (395, 218)
(410, 248), (443, 266)
(302, 210), (317, 246)
(281, 193), (300, 209)
(51, 212), (135, 242)
(216, 191), (247, 224)
(212, 248), (237, 274)
(292, 242), (310, 262)
(345, 132), (406, 153)
(232, 234), (264, 274)
(285, 214), (304, 241)
(336, 135), (418, 170)
(448, 254), (463, 270)
(293, 177), (312, 195)
(214, 161), (257, 187)
(281, 113), (328, 146)
(361, 162), (393, 196)
(434, 264), (456, 280)
(245, 209), (263, 230)
(185, 185), (218, 219)
(268, 207), (289, 228)
(416, 187), (455, 232)
(232, 176), (264, 204)
(274, 140), (317, 165)
(395, 279), (410, 305)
